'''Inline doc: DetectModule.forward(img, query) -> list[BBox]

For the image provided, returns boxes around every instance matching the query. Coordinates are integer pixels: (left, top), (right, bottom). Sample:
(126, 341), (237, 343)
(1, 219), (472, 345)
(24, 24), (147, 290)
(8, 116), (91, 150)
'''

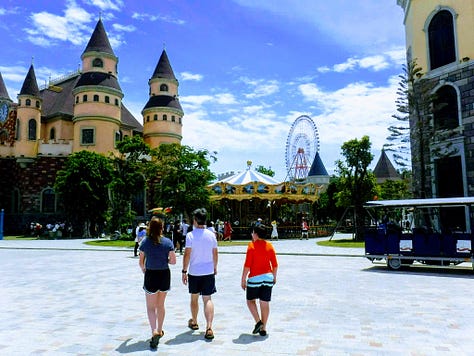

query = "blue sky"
(0, 0), (406, 181)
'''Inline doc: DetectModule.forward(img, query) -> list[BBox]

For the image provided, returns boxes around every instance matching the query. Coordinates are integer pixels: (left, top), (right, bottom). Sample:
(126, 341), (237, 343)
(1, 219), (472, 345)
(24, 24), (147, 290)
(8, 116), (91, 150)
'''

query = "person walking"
(223, 221), (233, 241)
(182, 208), (218, 340)
(134, 223), (146, 257)
(301, 219), (309, 240)
(241, 224), (278, 337)
(271, 220), (278, 240)
(139, 217), (176, 349)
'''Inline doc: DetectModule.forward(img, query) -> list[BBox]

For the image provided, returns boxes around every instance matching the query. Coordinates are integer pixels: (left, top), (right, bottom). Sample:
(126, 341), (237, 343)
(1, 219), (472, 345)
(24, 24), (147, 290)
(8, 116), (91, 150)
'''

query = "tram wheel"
(387, 257), (401, 270)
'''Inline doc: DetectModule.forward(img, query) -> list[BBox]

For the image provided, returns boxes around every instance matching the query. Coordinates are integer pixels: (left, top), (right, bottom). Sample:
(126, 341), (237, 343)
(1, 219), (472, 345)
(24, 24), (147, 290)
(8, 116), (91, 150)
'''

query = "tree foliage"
(335, 136), (378, 240)
(255, 165), (275, 177)
(55, 151), (113, 237)
(151, 143), (216, 220)
(108, 135), (151, 232)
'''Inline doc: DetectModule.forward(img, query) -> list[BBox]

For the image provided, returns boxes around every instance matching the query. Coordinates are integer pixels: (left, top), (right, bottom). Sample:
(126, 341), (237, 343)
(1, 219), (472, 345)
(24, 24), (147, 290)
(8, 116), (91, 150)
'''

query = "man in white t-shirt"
(182, 208), (218, 340)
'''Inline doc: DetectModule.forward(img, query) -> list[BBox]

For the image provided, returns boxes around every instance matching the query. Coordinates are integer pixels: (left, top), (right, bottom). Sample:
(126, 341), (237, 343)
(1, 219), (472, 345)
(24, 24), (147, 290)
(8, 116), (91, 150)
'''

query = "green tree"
(109, 135), (151, 233)
(335, 136), (378, 240)
(378, 178), (411, 200)
(255, 165), (275, 177)
(55, 151), (113, 237)
(151, 143), (216, 219)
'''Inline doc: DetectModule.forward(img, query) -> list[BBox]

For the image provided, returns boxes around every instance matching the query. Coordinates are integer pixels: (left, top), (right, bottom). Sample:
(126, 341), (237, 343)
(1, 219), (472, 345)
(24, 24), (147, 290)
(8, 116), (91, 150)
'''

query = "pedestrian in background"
(241, 224), (278, 336)
(139, 217), (176, 349)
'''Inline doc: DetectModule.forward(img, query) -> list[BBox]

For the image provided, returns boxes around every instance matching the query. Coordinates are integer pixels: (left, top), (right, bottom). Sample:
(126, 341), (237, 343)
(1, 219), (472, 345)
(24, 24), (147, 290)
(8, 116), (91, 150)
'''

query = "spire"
(19, 64), (40, 96)
(83, 19), (115, 56)
(152, 50), (176, 80)
(0, 72), (11, 101)
(373, 149), (401, 181)
(308, 152), (329, 177)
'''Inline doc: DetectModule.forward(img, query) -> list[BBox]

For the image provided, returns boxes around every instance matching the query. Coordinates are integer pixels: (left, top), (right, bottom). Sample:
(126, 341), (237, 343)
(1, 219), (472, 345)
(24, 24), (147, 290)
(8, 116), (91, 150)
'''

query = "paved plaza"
(1, 236), (474, 355)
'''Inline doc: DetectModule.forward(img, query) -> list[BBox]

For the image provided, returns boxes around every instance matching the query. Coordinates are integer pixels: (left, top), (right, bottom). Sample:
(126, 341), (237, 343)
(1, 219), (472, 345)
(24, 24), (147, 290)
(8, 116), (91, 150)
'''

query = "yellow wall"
(81, 52), (118, 76)
(404, 0), (474, 72)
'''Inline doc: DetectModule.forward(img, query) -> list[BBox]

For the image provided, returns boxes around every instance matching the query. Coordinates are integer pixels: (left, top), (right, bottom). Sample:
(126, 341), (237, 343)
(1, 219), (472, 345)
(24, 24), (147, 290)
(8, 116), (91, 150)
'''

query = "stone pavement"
(1, 235), (474, 355)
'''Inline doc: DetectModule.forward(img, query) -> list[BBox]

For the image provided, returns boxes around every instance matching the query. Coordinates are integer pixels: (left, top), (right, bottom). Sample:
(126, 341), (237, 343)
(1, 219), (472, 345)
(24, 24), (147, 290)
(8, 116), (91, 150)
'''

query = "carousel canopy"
(208, 162), (323, 203)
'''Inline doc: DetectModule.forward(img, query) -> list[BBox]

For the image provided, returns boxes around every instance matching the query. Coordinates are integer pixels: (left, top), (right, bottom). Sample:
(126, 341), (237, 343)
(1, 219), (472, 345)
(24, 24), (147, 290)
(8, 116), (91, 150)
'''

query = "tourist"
(182, 208), (218, 340)
(139, 217), (176, 349)
(241, 224), (278, 336)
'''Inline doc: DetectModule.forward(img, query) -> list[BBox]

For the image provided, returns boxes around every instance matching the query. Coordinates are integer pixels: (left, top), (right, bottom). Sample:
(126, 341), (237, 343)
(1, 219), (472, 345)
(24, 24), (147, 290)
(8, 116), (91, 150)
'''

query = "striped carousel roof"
(218, 168), (280, 185)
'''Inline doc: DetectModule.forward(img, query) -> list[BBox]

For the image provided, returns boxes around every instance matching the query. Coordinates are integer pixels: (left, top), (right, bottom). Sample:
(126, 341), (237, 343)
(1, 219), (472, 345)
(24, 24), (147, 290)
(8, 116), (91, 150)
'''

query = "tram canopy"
(208, 162), (323, 203)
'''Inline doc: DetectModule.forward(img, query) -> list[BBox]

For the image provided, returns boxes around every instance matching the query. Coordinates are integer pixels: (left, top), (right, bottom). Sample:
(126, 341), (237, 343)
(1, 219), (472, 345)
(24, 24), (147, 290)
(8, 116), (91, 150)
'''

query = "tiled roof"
(373, 150), (400, 180)
(308, 152), (329, 176)
(143, 95), (183, 111)
(19, 65), (40, 96)
(0, 72), (11, 100)
(152, 50), (176, 80)
(83, 19), (115, 56)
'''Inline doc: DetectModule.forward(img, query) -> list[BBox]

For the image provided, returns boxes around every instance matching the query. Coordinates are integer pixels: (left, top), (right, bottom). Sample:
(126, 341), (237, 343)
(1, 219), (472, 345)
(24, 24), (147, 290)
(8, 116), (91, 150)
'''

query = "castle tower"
(72, 19), (123, 154)
(397, 0), (474, 200)
(142, 50), (183, 148)
(16, 64), (42, 157)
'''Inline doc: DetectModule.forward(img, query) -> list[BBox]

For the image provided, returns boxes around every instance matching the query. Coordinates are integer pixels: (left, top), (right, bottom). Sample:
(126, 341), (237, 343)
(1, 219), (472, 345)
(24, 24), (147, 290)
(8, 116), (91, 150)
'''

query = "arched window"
(163, 114), (167, 121)
(93, 58), (103, 67)
(83, 94), (88, 102)
(75, 96), (79, 104)
(154, 114), (158, 121)
(171, 115), (175, 122)
(433, 85), (458, 130)
(25, 98), (31, 106)
(50, 127), (56, 140)
(35, 100), (40, 108)
(115, 98), (119, 106)
(160, 84), (168, 92)
(42, 188), (56, 213)
(115, 130), (122, 145)
(105, 96), (110, 103)
(429, 10), (456, 70)
(28, 119), (36, 140)
(93, 94), (99, 102)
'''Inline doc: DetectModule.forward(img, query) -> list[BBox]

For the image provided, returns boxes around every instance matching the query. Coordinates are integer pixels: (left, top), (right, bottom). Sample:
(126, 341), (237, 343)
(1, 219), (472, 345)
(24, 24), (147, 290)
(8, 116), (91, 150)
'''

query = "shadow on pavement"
(233, 333), (267, 344)
(115, 338), (150, 353)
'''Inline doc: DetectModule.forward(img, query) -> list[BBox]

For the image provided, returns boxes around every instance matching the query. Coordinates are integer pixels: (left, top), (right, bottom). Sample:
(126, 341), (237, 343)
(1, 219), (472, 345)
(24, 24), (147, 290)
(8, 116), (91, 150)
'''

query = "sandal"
(204, 328), (214, 340)
(149, 330), (164, 349)
(188, 319), (199, 330)
(252, 320), (263, 334)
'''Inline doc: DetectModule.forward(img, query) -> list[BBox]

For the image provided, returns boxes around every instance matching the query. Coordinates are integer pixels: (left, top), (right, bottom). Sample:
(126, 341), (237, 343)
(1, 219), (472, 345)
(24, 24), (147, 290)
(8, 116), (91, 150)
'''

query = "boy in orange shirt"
(241, 224), (278, 336)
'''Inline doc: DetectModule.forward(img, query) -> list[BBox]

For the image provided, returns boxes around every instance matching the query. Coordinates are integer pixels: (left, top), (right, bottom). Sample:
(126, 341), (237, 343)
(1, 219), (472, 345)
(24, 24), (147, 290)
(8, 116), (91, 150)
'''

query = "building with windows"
(0, 19), (183, 234)
(397, 0), (474, 230)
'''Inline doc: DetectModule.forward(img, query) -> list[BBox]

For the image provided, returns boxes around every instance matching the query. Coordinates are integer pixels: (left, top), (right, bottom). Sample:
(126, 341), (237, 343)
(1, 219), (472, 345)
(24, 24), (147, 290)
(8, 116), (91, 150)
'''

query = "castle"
(0, 19), (183, 234)
(397, 0), (474, 230)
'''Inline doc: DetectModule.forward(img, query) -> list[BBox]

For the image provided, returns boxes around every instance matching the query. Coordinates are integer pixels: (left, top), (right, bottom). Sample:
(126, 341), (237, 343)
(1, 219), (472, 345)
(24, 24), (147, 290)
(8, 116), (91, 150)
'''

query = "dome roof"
(218, 168), (280, 185)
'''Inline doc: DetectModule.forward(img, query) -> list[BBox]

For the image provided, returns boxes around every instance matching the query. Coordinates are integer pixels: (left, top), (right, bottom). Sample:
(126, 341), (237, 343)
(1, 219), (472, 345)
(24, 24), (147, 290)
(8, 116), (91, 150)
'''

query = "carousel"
(208, 161), (324, 234)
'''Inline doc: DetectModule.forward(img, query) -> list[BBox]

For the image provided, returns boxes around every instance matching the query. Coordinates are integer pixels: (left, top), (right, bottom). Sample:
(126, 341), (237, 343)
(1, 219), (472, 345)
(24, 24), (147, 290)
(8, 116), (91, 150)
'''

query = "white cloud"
(113, 23), (135, 32)
(180, 72), (203, 81)
(85, 0), (124, 11)
(132, 12), (185, 25)
(240, 77), (279, 98)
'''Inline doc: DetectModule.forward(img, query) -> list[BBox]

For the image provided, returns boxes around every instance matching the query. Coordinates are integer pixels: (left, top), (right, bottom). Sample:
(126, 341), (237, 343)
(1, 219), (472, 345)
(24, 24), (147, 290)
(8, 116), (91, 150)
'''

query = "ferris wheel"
(285, 115), (320, 180)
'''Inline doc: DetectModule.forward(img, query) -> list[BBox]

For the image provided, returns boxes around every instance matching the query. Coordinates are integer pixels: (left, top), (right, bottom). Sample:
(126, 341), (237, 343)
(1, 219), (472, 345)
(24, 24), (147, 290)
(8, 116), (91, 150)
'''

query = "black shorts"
(188, 274), (216, 296)
(246, 285), (273, 302)
(143, 269), (171, 294)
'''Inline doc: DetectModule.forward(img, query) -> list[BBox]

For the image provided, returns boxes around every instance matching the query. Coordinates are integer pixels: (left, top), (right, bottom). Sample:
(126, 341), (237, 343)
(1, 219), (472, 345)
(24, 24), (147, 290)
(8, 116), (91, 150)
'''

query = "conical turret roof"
(152, 50), (176, 80)
(373, 149), (400, 181)
(308, 152), (329, 177)
(83, 19), (115, 56)
(19, 64), (40, 96)
(0, 72), (11, 101)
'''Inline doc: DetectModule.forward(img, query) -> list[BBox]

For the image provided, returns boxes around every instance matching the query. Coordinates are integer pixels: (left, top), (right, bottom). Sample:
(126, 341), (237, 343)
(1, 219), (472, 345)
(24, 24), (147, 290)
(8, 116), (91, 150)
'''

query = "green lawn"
(2, 235), (37, 240)
(317, 239), (364, 248)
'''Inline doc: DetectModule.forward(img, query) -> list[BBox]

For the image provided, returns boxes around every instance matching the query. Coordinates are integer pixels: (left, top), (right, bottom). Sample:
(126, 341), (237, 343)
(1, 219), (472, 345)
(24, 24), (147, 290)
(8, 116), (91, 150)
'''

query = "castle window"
(93, 94), (99, 102)
(75, 96), (79, 104)
(0, 129), (7, 144)
(105, 96), (110, 103)
(154, 114), (158, 121)
(41, 188), (56, 213)
(163, 114), (167, 121)
(36, 101), (40, 108)
(160, 84), (168, 92)
(83, 94), (88, 102)
(50, 127), (56, 140)
(146, 115), (150, 122)
(115, 130), (122, 146)
(115, 98), (119, 106)
(15, 119), (20, 140)
(81, 127), (95, 145)
(26, 99), (31, 106)
(171, 115), (175, 122)
(18, 99), (21, 106)
(433, 85), (459, 130)
(28, 119), (36, 140)
(428, 10), (456, 70)
(179, 117), (182, 124)
(93, 58), (103, 67)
